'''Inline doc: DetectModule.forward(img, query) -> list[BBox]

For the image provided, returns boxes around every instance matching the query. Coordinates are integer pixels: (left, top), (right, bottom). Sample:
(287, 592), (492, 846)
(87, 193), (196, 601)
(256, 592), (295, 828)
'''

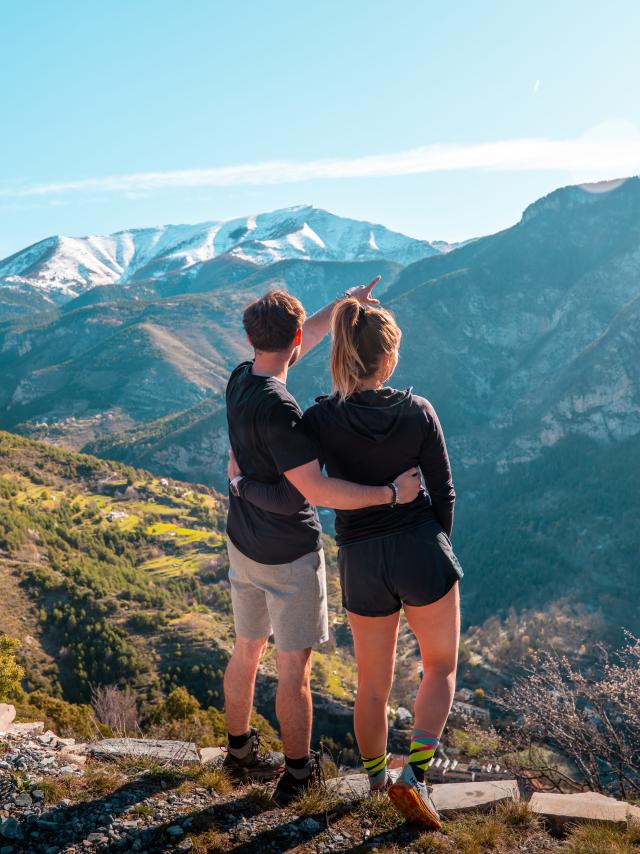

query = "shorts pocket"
(436, 531), (464, 579)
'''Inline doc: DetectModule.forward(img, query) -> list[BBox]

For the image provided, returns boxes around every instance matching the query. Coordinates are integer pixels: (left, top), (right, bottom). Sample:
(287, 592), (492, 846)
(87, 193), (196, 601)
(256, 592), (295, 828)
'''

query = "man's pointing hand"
(345, 275), (381, 306)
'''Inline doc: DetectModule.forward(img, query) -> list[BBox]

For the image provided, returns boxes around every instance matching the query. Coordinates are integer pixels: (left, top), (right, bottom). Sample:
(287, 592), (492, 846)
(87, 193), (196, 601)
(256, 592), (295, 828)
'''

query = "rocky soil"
(1, 715), (639, 853)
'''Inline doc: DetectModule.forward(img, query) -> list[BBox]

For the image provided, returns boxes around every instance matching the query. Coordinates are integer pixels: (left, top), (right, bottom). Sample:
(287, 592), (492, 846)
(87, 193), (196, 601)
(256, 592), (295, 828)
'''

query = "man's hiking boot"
(272, 752), (323, 806)
(222, 728), (284, 781)
(388, 762), (441, 829)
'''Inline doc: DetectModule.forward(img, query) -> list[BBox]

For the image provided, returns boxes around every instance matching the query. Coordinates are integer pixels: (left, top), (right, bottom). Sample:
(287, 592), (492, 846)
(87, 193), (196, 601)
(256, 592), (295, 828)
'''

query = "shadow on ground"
(12, 773), (182, 854)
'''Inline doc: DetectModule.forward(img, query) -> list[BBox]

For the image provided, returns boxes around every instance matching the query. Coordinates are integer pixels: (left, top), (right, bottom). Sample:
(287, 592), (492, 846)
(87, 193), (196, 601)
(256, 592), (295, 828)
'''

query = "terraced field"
(12, 463), (227, 576)
(0, 430), (366, 744)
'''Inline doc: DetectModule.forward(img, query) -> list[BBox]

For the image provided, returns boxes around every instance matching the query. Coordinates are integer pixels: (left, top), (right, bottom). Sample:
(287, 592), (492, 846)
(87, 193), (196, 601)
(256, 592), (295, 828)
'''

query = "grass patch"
(311, 651), (357, 701)
(116, 513), (141, 531)
(439, 813), (506, 853)
(131, 803), (155, 817)
(176, 766), (231, 795)
(190, 828), (227, 854)
(140, 554), (206, 577)
(36, 769), (122, 805)
(246, 784), (274, 809)
(34, 778), (72, 805)
(413, 802), (545, 853)
(319, 756), (339, 779)
(493, 799), (538, 829)
(146, 522), (218, 545)
(564, 823), (640, 854)
(77, 769), (124, 800)
(356, 792), (404, 831)
(188, 811), (227, 854)
(195, 767), (232, 794)
(291, 783), (342, 816)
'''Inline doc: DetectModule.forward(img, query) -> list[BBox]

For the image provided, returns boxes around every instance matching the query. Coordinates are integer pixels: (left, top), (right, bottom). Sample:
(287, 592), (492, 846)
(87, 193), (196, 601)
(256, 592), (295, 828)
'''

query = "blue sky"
(1, 0), (639, 257)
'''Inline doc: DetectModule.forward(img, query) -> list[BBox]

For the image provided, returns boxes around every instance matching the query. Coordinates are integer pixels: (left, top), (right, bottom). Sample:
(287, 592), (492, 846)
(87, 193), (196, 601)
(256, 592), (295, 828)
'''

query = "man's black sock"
(228, 730), (252, 750)
(285, 754), (312, 780)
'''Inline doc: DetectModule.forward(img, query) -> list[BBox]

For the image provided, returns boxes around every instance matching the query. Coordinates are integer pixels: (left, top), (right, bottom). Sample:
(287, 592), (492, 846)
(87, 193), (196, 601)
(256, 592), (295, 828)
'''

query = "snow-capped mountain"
(0, 206), (440, 299)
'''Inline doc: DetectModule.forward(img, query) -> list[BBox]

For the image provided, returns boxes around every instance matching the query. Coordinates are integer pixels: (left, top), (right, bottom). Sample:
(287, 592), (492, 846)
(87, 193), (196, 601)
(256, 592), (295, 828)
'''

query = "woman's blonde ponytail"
(331, 299), (366, 401)
(330, 298), (402, 402)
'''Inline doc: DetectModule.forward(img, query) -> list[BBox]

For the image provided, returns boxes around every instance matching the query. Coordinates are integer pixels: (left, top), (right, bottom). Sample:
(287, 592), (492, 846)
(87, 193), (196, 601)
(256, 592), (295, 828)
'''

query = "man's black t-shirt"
(226, 361), (322, 564)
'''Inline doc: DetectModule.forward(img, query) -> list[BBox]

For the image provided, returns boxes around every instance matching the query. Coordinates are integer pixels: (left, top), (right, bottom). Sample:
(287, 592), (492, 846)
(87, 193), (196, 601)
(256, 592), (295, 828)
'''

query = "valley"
(1, 178), (639, 734)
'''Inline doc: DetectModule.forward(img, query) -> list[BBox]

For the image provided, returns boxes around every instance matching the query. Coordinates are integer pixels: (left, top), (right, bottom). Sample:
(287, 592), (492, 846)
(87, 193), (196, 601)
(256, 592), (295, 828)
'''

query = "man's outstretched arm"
(285, 459), (421, 509)
(298, 276), (381, 359)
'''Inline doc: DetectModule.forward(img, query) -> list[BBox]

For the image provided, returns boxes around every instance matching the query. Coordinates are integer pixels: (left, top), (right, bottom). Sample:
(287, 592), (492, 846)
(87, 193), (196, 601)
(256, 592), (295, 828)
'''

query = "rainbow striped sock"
(362, 752), (388, 790)
(409, 729), (439, 782)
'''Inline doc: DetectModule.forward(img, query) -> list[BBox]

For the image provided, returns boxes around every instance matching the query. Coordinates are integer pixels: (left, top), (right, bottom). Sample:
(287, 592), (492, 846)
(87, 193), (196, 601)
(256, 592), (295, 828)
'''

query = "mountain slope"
(0, 430), (228, 705)
(0, 289), (251, 430)
(0, 432), (368, 741)
(0, 257), (407, 438)
(383, 177), (640, 465)
(0, 206), (439, 301)
(1, 179), (639, 637)
(83, 399), (229, 486)
(453, 430), (640, 636)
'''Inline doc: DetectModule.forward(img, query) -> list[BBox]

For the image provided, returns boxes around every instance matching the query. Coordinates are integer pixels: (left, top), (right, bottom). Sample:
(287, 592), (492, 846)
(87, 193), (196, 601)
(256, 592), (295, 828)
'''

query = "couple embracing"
(221, 279), (463, 829)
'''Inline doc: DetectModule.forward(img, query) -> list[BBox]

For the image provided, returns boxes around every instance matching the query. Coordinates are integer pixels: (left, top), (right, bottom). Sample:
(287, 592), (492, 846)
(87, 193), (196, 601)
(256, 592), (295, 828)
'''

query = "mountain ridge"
(0, 205), (441, 300)
(1, 177), (639, 637)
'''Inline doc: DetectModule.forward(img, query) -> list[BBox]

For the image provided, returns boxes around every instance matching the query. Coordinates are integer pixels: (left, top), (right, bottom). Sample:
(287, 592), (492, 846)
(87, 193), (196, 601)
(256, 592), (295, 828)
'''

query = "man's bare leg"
(275, 647), (313, 759)
(222, 635), (283, 780)
(224, 635), (268, 735)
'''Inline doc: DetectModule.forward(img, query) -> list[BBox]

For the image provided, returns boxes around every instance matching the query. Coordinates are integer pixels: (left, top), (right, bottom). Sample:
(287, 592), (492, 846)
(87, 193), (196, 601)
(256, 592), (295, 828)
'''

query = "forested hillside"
(0, 432), (364, 743)
(1, 431), (613, 751)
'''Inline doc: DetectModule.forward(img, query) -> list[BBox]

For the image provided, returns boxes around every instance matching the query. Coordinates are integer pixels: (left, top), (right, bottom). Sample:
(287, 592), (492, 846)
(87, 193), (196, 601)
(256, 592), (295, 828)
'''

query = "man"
(223, 281), (420, 805)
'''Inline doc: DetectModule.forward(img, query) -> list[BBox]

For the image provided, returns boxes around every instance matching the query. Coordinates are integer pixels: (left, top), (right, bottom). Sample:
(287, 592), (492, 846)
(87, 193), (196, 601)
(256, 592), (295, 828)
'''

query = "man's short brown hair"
(243, 290), (306, 352)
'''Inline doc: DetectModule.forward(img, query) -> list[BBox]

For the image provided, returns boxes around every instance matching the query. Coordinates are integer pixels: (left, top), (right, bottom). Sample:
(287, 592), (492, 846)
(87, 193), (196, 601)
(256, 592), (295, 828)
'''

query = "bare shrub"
(90, 684), (139, 736)
(495, 635), (640, 798)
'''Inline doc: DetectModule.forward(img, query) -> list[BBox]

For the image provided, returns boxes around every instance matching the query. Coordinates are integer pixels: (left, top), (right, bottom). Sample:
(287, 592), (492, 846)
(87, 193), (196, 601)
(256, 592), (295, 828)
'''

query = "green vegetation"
(311, 652), (357, 701)
(20, 691), (99, 740)
(455, 432), (640, 639)
(0, 634), (24, 701)
(291, 782), (343, 816)
(2, 427), (619, 772)
(147, 687), (281, 750)
(0, 431), (252, 738)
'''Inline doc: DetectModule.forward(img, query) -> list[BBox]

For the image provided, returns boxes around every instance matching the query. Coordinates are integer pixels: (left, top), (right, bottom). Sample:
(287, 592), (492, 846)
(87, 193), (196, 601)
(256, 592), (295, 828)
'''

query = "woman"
(234, 298), (462, 828)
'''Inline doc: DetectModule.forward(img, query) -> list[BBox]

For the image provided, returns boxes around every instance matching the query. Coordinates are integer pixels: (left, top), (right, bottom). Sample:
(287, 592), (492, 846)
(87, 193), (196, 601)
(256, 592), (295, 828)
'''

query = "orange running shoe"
(388, 763), (441, 829)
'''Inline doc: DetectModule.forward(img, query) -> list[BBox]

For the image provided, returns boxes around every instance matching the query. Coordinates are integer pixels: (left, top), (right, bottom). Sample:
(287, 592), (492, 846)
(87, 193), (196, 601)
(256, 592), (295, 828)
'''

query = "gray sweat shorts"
(226, 538), (329, 652)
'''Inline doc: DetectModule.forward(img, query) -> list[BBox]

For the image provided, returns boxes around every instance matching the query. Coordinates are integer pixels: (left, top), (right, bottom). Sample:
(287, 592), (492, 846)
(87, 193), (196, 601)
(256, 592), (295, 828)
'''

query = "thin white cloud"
(533, 79), (540, 95)
(2, 123), (639, 199)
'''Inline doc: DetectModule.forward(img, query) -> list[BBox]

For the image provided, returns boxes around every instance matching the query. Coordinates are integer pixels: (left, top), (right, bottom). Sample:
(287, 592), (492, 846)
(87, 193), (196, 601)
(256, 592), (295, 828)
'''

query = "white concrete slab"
(89, 738), (200, 765)
(529, 791), (633, 833)
(326, 772), (519, 815)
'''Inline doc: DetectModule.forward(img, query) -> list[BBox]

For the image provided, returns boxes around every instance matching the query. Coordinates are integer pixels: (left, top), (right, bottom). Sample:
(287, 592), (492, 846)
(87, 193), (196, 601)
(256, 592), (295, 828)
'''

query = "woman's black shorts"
(337, 520), (464, 617)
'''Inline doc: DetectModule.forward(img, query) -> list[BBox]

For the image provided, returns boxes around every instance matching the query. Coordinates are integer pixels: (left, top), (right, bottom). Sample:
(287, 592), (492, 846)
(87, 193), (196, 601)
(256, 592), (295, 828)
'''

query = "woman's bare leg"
(403, 582), (460, 737)
(347, 610), (400, 759)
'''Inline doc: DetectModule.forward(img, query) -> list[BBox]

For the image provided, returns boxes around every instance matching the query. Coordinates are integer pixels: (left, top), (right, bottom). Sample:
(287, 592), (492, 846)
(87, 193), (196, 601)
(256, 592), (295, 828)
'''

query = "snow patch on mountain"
(0, 206), (441, 299)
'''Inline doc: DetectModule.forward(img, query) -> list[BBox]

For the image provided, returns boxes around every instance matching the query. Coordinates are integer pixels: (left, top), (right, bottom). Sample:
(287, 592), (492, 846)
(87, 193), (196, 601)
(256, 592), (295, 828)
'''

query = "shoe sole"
(387, 781), (442, 829)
